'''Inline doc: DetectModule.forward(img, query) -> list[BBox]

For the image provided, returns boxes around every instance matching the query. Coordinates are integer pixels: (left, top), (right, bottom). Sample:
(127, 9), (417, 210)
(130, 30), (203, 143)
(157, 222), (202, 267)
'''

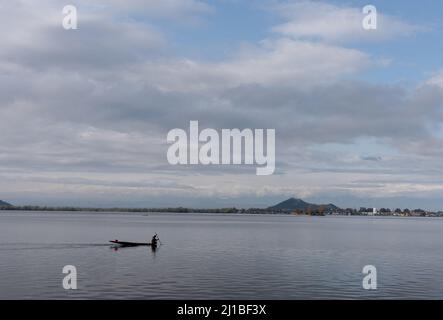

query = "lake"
(0, 211), (442, 299)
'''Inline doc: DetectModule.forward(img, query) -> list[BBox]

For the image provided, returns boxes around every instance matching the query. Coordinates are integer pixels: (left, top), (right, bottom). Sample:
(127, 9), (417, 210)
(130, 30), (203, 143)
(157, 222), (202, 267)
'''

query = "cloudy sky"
(1, 0), (443, 209)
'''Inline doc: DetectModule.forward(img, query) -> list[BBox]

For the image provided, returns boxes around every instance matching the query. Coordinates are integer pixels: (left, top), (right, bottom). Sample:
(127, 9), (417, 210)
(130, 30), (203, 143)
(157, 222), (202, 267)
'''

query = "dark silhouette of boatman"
(151, 234), (159, 247)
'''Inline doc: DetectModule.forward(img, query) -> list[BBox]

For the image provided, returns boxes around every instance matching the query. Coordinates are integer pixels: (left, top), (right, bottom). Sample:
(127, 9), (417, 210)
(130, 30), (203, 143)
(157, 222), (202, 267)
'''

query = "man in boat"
(151, 234), (159, 247)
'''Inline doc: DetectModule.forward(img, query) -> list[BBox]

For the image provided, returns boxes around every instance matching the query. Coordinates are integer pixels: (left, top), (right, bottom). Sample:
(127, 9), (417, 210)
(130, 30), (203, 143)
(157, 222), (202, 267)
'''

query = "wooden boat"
(109, 240), (156, 247)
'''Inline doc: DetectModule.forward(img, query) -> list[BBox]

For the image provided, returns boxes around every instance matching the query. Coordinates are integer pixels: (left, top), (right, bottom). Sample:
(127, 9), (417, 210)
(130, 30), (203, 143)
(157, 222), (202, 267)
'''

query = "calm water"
(0, 211), (442, 299)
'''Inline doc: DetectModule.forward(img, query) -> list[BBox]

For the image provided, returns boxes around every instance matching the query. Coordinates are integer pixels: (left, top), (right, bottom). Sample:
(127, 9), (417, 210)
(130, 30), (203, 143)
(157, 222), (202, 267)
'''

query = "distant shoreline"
(1, 205), (443, 217)
(0, 206), (278, 214)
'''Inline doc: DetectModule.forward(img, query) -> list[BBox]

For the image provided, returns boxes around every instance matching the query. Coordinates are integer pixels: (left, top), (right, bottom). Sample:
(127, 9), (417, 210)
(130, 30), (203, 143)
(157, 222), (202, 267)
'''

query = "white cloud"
(272, 1), (425, 42)
(139, 39), (371, 92)
(426, 70), (443, 88)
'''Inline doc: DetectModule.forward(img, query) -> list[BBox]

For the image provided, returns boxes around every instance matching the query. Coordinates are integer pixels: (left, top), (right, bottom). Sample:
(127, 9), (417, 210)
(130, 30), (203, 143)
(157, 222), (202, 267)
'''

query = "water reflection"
(2, 212), (443, 299)
(110, 244), (159, 255)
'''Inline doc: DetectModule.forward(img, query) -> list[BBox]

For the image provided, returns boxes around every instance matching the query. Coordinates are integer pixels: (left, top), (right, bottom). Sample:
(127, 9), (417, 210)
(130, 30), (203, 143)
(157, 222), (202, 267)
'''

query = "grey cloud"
(2, 20), (165, 71)
(1, 0), (443, 207)
(360, 156), (382, 162)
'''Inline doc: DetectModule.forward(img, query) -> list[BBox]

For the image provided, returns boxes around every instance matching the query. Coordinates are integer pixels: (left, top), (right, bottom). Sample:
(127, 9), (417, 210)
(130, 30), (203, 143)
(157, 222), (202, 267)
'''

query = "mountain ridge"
(0, 200), (12, 207)
(268, 197), (339, 211)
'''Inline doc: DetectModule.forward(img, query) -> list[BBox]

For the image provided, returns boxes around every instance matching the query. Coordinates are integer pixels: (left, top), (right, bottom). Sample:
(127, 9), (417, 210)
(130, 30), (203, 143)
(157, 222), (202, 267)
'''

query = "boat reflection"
(110, 244), (158, 255)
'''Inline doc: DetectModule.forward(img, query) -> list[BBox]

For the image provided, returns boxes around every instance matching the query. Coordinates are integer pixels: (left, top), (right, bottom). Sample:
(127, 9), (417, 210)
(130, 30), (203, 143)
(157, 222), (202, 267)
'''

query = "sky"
(1, 0), (443, 209)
